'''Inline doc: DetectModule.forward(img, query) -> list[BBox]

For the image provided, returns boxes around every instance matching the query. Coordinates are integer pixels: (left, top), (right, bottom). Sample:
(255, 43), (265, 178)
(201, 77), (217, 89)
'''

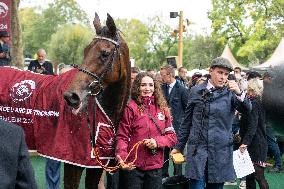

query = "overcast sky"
(20, 0), (213, 34)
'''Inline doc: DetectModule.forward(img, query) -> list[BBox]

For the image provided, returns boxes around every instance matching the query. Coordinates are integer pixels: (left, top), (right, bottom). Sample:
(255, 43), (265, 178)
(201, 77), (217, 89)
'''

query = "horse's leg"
(64, 163), (84, 189)
(85, 168), (103, 189)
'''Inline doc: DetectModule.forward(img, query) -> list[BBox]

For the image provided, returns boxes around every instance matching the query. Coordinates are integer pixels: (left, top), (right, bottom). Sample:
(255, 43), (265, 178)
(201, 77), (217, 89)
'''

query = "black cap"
(0, 31), (10, 37)
(210, 57), (233, 72)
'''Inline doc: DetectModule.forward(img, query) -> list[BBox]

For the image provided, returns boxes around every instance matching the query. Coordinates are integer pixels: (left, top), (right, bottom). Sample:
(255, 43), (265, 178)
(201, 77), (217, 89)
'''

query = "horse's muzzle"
(63, 91), (81, 108)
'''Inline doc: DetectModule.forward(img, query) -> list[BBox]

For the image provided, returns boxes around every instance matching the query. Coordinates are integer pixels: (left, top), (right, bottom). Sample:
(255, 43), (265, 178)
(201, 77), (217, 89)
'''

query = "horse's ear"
(106, 13), (117, 37)
(93, 12), (102, 35)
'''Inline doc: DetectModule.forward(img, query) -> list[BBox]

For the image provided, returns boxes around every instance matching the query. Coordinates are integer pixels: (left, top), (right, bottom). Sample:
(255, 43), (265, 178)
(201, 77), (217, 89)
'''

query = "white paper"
(233, 149), (255, 178)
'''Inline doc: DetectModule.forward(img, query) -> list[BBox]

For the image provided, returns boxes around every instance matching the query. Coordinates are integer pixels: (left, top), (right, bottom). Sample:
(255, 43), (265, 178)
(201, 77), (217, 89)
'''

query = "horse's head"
(64, 13), (130, 114)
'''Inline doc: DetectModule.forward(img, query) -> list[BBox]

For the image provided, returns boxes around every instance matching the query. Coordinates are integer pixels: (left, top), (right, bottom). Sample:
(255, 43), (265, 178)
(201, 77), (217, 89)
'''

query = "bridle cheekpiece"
(72, 35), (120, 96)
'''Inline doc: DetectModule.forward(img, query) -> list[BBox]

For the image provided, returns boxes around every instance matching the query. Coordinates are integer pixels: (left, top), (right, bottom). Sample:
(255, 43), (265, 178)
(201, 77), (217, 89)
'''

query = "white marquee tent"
(253, 38), (284, 69)
(221, 45), (248, 70)
(187, 69), (208, 77)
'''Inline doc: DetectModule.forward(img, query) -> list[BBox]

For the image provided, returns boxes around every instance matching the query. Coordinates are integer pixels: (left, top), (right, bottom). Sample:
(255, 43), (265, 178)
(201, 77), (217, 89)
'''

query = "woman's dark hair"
(246, 71), (261, 81)
(131, 72), (169, 113)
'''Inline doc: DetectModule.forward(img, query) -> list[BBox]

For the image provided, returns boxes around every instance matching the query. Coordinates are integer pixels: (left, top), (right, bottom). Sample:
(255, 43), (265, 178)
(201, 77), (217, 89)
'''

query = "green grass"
(31, 156), (284, 189)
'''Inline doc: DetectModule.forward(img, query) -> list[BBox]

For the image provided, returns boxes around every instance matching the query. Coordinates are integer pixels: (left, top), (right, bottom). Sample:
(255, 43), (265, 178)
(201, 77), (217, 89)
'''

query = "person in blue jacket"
(171, 57), (252, 189)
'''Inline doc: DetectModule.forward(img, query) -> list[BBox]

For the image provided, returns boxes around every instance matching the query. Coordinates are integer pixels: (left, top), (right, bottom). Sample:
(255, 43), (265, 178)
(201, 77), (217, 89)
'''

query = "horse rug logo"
(157, 112), (165, 120)
(10, 80), (36, 102)
(0, 2), (8, 18)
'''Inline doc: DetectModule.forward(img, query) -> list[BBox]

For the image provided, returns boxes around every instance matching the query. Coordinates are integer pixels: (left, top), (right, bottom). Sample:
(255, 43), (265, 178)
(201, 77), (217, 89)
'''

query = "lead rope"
(92, 140), (144, 172)
(90, 96), (144, 172)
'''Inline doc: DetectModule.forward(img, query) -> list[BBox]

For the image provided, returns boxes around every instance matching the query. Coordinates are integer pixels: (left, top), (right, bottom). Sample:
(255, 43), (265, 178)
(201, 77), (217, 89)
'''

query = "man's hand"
(227, 80), (241, 95)
(170, 148), (181, 157)
(35, 68), (44, 73)
(143, 138), (157, 149)
(239, 144), (247, 153)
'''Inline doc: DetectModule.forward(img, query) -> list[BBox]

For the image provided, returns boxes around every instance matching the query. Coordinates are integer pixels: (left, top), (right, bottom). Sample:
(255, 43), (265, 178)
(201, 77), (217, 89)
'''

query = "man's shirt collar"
(207, 80), (215, 90)
(169, 80), (176, 88)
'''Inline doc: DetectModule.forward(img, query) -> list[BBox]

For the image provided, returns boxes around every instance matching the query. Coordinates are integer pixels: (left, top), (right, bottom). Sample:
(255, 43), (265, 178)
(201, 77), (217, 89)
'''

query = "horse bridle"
(72, 35), (120, 96)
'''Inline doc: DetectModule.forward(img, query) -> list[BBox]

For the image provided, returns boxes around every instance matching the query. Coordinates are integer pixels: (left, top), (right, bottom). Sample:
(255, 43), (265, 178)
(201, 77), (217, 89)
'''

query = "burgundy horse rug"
(0, 67), (115, 168)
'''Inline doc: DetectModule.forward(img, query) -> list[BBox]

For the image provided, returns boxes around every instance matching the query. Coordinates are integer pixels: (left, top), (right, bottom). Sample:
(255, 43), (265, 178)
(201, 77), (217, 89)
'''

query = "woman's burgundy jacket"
(116, 97), (177, 171)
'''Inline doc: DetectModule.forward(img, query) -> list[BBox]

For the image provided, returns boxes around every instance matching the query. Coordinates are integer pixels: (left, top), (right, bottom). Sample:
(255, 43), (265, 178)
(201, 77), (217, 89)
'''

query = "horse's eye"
(100, 50), (110, 61)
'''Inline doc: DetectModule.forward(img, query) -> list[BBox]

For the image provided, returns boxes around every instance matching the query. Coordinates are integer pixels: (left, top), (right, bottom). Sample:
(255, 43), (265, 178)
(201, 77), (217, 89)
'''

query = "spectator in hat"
(28, 48), (54, 75)
(171, 57), (252, 189)
(190, 72), (203, 89)
(0, 30), (11, 66)
(195, 76), (207, 85)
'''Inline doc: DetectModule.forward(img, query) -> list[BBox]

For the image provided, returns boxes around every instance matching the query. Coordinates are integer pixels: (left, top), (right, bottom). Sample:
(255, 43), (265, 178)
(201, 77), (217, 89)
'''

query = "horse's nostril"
(63, 92), (80, 108)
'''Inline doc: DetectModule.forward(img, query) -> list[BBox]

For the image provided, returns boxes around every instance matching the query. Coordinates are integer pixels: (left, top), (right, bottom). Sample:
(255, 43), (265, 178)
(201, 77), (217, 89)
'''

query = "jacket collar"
(196, 80), (228, 97)
(141, 96), (155, 107)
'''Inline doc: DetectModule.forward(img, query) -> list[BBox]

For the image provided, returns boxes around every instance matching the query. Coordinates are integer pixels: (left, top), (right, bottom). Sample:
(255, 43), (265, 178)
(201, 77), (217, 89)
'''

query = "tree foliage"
(208, 0), (284, 66)
(183, 35), (223, 70)
(19, 0), (89, 57)
(48, 24), (93, 65)
(115, 18), (149, 69)
(115, 16), (176, 70)
(144, 16), (177, 70)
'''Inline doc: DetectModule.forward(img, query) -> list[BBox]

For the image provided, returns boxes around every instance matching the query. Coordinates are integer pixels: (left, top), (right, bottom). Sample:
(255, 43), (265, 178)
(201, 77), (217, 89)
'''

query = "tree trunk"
(11, 0), (24, 68)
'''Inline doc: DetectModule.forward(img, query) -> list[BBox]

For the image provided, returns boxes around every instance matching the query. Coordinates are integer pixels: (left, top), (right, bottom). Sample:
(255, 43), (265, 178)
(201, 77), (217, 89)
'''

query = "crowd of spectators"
(2, 45), (284, 189)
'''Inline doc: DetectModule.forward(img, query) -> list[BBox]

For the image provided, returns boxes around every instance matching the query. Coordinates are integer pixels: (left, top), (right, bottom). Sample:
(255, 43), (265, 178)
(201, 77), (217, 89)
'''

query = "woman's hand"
(170, 148), (181, 157)
(239, 144), (247, 153)
(116, 155), (136, 170)
(143, 138), (157, 149)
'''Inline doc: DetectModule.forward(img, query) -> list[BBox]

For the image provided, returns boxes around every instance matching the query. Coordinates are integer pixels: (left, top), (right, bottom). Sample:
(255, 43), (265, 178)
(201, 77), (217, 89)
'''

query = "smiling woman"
(139, 76), (155, 97)
(115, 72), (177, 189)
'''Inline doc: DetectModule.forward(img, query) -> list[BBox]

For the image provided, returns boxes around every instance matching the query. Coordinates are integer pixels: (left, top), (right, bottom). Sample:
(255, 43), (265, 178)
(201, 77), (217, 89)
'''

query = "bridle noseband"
(72, 35), (120, 96)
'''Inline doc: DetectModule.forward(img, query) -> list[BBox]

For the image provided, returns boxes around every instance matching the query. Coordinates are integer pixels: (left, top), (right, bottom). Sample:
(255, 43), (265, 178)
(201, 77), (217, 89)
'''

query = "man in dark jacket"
(0, 31), (11, 66)
(28, 48), (54, 75)
(171, 57), (252, 189)
(160, 65), (189, 178)
(0, 119), (38, 188)
(28, 48), (55, 188)
(175, 67), (189, 89)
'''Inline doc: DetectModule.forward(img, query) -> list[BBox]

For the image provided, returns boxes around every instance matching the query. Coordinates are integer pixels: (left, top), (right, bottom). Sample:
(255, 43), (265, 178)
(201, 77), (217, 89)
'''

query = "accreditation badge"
(157, 112), (165, 120)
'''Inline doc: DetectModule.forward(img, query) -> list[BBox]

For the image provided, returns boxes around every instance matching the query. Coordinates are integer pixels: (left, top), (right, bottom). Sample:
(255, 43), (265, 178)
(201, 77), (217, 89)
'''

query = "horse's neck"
(99, 79), (129, 126)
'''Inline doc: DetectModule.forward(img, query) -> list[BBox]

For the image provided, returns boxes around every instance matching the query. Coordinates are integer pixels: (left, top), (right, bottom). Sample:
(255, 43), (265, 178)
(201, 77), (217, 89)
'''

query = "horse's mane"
(98, 30), (131, 128)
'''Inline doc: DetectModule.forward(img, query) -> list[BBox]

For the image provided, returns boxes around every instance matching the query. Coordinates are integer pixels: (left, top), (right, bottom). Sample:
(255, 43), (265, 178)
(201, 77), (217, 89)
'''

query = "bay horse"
(262, 64), (284, 136)
(63, 13), (131, 189)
